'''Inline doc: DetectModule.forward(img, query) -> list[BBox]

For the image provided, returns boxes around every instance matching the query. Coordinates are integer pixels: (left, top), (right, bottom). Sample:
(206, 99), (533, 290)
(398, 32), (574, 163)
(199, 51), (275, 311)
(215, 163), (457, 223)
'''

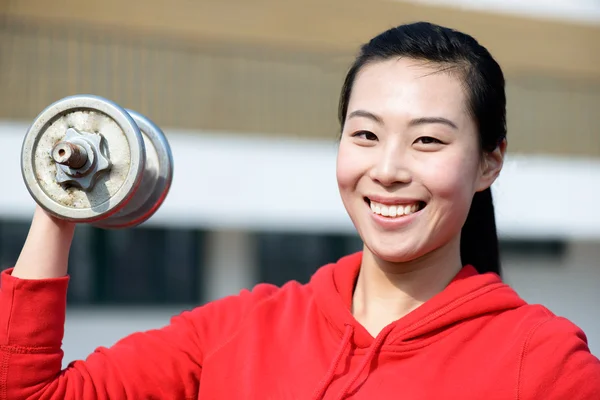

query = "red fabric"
(1, 252), (599, 399)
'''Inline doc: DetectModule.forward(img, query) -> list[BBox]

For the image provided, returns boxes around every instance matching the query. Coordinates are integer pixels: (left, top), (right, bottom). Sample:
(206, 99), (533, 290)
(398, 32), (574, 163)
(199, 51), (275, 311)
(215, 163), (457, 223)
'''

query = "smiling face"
(336, 57), (502, 265)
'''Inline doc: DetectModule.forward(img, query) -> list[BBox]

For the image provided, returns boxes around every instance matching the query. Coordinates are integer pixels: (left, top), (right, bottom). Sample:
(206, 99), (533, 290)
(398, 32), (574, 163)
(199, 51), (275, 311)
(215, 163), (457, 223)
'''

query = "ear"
(476, 138), (507, 192)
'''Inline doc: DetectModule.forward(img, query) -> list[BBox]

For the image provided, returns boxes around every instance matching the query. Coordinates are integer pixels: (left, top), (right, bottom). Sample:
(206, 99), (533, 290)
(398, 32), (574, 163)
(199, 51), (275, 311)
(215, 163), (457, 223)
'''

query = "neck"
(352, 237), (463, 337)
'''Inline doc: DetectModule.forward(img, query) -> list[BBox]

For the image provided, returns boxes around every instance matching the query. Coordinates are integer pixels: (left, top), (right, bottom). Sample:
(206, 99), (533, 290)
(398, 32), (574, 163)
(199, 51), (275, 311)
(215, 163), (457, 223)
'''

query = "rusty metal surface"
(52, 127), (112, 190)
(21, 95), (144, 222)
(95, 110), (174, 229)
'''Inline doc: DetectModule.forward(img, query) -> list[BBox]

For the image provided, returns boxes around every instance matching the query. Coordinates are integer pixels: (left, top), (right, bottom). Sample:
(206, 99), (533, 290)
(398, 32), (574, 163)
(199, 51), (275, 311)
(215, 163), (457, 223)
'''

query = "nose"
(368, 148), (412, 187)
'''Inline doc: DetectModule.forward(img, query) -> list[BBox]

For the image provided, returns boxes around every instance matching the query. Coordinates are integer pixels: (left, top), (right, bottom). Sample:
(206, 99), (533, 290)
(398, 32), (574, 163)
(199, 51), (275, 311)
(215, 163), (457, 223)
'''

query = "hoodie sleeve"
(517, 316), (600, 400)
(0, 268), (278, 400)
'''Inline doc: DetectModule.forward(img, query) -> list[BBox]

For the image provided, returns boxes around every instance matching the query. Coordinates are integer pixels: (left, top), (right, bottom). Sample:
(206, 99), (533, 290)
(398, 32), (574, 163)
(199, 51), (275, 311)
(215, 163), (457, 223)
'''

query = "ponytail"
(460, 187), (501, 276)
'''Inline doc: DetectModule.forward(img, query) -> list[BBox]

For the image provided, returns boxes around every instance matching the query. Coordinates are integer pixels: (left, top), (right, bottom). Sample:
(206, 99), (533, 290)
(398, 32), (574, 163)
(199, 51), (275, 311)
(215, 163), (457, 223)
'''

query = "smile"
(365, 198), (426, 218)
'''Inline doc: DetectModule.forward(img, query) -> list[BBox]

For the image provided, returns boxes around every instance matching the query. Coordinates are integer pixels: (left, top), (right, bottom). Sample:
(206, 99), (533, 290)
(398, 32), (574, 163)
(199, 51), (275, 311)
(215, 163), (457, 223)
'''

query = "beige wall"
(2, 1), (599, 156)
(5, 0), (600, 77)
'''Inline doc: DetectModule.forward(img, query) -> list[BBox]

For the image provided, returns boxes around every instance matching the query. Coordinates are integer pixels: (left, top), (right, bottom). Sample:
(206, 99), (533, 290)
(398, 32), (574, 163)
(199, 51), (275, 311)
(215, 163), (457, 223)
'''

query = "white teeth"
(369, 200), (422, 218)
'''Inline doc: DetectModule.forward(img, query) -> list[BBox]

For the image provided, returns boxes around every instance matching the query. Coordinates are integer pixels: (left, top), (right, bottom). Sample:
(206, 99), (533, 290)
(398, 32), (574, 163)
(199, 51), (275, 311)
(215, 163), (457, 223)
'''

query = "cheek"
(420, 151), (480, 203)
(336, 142), (363, 192)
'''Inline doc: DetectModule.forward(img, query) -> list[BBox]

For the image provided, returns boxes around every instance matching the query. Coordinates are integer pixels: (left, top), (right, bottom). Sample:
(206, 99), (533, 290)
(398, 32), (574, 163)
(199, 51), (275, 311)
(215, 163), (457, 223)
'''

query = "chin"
(363, 240), (427, 264)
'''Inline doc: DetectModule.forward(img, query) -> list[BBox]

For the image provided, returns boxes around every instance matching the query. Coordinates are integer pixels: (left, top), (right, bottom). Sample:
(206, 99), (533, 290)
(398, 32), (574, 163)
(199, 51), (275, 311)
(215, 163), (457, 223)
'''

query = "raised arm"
(1, 207), (204, 399)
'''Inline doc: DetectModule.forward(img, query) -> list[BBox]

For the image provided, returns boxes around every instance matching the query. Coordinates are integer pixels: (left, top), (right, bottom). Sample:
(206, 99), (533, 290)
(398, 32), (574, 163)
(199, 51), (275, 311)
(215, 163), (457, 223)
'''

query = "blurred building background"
(1, 0), (599, 365)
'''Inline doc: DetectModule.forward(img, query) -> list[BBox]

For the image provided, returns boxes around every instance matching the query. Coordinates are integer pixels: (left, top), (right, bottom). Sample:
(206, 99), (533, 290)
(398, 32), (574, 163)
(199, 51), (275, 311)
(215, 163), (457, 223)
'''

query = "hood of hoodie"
(311, 251), (527, 349)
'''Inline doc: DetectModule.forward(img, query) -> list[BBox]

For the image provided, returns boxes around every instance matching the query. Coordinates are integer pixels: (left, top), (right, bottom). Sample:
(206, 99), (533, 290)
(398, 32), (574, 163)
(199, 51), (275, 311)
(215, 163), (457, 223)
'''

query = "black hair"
(338, 22), (506, 276)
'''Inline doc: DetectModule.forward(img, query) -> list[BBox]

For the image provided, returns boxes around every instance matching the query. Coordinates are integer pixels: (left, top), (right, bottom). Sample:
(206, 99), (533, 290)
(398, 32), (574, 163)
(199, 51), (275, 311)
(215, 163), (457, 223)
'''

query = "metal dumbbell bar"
(21, 95), (173, 229)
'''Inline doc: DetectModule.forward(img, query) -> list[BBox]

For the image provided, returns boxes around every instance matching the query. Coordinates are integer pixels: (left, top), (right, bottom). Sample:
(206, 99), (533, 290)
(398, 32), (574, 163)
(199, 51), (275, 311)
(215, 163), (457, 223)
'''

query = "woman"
(3, 22), (599, 399)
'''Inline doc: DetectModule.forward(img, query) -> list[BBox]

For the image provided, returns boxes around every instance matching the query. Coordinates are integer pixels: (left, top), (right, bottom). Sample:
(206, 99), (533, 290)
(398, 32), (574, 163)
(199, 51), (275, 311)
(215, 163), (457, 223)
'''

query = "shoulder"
(172, 278), (313, 354)
(200, 279), (311, 321)
(514, 306), (600, 400)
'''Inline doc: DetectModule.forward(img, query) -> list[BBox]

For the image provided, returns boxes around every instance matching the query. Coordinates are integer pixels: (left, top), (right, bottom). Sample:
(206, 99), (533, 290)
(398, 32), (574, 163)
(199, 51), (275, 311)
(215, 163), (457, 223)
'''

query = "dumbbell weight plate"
(93, 110), (173, 229)
(21, 95), (145, 223)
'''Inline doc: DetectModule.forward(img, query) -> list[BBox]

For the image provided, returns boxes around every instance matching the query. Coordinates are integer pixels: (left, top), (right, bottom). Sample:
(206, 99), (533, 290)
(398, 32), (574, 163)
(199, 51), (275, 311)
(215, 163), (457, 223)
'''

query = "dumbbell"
(21, 94), (173, 229)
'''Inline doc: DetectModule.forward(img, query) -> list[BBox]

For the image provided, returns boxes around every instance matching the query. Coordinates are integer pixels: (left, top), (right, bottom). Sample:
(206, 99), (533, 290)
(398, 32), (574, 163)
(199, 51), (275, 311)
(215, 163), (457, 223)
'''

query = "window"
(499, 239), (566, 259)
(0, 219), (30, 271)
(256, 232), (363, 286)
(88, 226), (204, 305)
(0, 219), (205, 306)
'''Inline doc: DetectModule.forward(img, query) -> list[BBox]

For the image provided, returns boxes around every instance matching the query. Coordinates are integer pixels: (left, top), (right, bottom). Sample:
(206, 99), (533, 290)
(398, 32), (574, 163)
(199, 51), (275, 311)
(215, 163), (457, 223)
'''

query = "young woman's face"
(336, 57), (502, 264)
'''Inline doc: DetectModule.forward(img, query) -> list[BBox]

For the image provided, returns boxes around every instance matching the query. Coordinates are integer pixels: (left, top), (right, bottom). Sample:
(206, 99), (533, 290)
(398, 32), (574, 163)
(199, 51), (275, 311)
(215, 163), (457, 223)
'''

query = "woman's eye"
(415, 136), (442, 145)
(353, 131), (378, 141)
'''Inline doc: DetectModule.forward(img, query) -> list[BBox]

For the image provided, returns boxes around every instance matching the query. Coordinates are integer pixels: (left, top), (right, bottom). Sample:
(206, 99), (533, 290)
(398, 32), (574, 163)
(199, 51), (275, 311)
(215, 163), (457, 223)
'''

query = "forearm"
(12, 206), (76, 279)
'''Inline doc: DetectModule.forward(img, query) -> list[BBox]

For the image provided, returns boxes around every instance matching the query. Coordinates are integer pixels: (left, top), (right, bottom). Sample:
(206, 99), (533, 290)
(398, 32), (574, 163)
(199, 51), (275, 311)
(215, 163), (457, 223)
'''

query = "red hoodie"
(1, 252), (599, 399)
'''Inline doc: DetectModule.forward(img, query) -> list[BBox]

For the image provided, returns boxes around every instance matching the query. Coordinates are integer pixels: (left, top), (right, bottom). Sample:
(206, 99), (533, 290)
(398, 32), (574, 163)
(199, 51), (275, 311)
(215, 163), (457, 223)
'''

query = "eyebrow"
(347, 110), (458, 130)
(409, 117), (458, 130)
(347, 110), (384, 124)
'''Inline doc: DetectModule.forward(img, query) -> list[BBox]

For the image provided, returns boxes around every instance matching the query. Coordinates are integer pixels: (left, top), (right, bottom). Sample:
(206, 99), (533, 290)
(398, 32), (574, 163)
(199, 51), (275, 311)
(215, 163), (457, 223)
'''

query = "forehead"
(348, 58), (470, 122)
